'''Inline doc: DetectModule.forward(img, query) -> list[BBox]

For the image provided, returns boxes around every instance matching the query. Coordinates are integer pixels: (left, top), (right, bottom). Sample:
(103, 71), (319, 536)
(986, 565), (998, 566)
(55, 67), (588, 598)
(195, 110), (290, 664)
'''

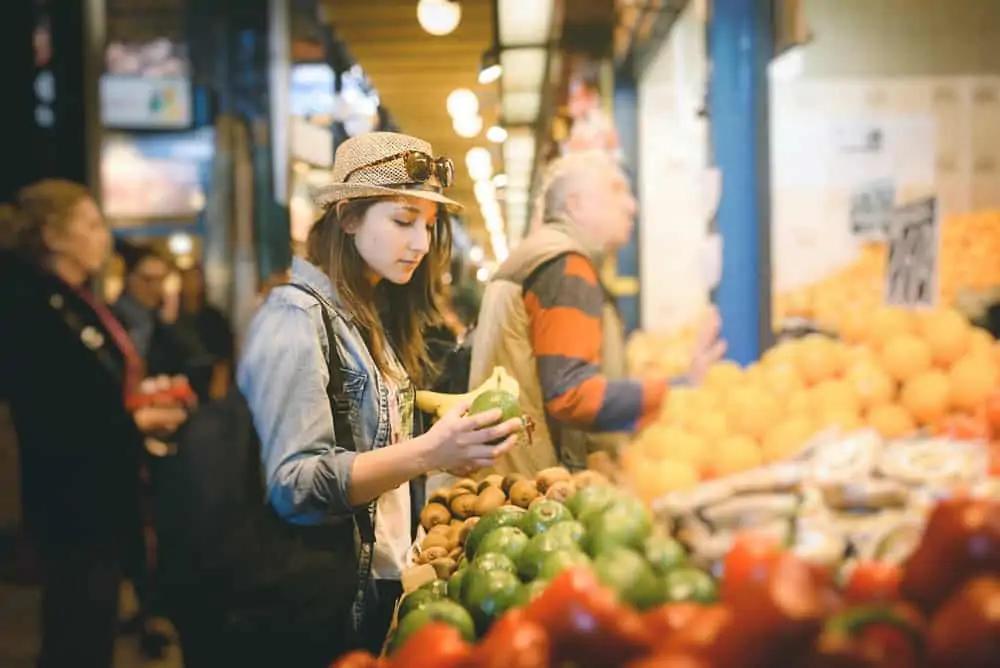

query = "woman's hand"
(133, 404), (188, 436)
(422, 400), (522, 475)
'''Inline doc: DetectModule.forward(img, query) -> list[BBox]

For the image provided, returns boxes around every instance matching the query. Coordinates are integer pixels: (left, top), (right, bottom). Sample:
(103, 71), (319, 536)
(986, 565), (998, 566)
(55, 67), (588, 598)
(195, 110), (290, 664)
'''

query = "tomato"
(721, 531), (783, 601)
(388, 623), (472, 668)
(329, 650), (383, 668)
(844, 561), (902, 603)
(928, 576), (1000, 668)
(468, 609), (549, 668)
(524, 567), (652, 667)
(624, 652), (712, 668)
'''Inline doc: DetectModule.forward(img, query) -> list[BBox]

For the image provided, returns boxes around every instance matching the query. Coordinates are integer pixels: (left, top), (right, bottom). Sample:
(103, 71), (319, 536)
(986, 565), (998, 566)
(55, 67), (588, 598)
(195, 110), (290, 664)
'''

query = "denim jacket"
(238, 257), (407, 527)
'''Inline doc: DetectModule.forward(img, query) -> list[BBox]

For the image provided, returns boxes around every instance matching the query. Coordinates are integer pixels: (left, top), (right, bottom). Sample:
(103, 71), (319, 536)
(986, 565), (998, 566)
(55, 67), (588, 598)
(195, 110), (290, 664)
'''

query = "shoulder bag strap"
(283, 282), (376, 631)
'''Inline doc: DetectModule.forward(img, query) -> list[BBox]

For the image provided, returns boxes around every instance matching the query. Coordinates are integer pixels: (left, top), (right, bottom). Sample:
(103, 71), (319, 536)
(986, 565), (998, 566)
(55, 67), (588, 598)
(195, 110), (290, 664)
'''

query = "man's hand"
(687, 306), (727, 384)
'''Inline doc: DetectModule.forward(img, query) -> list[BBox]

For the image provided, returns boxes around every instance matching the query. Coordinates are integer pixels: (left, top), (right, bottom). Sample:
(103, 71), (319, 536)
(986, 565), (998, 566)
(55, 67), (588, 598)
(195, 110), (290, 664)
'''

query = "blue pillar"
(708, 0), (772, 364)
(614, 59), (641, 334)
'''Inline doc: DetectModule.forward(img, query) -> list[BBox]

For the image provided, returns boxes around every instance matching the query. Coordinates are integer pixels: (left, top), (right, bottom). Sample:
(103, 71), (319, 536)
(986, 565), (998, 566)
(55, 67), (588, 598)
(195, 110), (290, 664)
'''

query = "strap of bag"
(283, 282), (376, 631)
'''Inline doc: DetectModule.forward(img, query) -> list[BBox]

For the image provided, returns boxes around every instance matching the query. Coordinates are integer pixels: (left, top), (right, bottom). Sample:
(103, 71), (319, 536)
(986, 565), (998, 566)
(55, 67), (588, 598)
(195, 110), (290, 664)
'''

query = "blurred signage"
(885, 197), (938, 307)
(100, 75), (192, 129)
(850, 179), (895, 239)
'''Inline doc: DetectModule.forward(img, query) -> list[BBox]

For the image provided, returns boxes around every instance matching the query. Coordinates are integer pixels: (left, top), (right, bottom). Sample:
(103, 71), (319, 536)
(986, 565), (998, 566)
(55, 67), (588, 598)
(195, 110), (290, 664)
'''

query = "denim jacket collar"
(290, 256), (355, 323)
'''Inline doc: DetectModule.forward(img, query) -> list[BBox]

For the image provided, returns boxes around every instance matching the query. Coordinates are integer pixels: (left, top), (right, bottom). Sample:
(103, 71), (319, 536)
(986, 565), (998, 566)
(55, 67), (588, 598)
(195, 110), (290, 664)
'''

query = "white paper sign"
(100, 75), (192, 129)
(885, 197), (939, 307)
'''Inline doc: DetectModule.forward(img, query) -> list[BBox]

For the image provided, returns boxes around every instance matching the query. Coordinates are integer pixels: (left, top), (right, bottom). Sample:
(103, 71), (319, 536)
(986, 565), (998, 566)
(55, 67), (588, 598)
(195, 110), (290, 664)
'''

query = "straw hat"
(314, 132), (462, 211)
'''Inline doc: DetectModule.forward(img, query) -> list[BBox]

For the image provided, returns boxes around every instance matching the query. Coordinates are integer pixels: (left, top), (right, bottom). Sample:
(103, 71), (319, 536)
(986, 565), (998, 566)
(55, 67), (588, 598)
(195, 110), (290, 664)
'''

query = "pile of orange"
(772, 210), (1000, 330)
(625, 305), (1000, 503)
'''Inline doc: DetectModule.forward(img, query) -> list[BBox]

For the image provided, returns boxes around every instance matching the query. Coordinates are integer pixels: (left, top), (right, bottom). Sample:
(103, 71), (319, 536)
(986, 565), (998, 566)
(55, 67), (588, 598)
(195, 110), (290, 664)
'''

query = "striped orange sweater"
(524, 252), (667, 432)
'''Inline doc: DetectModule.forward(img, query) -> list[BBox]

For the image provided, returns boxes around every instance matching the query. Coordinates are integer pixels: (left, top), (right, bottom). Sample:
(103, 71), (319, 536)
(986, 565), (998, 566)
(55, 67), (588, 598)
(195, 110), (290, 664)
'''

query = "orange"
(714, 434), (763, 476)
(630, 458), (700, 501)
(761, 415), (816, 462)
(818, 405), (863, 432)
(638, 425), (708, 468)
(845, 361), (896, 410)
(917, 308), (970, 367)
(812, 378), (861, 413)
(867, 403), (916, 439)
(948, 354), (999, 413)
(726, 387), (782, 440)
(796, 334), (843, 385)
(785, 388), (812, 415)
(687, 410), (729, 441)
(760, 359), (804, 403)
(704, 361), (744, 391)
(880, 334), (933, 382)
(870, 306), (914, 345)
(837, 307), (871, 344)
(900, 370), (952, 426)
(762, 340), (800, 368)
(969, 327), (996, 358)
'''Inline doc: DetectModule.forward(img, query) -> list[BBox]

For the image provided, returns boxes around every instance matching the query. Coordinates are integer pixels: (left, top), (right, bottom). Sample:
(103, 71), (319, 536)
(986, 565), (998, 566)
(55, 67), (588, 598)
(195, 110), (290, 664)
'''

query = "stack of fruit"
(392, 476), (717, 656)
(773, 209), (1000, 330)
(625, 306), (1000, 502)
(412, 467), (609, 579)
(333, 495), (1000, 668)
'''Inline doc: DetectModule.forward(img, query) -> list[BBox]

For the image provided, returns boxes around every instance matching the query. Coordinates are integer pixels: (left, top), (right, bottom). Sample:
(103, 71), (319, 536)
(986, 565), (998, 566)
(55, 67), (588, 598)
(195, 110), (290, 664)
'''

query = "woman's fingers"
(460, 408), (503, 431)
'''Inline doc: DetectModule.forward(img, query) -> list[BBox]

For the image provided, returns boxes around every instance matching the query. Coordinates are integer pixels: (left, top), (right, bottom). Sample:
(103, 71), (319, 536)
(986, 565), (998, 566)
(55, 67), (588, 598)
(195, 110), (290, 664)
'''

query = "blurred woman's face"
(44, 197), (111, 277)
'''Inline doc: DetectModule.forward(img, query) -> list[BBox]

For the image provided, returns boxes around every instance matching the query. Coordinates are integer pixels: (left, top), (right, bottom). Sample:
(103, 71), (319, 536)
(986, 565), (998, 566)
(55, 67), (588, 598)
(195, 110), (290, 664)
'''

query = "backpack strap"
(283, 282), (376, 631)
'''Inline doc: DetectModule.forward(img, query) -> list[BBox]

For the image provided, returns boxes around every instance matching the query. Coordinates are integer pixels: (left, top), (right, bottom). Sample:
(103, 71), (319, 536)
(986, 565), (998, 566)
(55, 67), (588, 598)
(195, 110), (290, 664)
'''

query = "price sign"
(885, 197), (938, 307)
(850, 179), (895, 239)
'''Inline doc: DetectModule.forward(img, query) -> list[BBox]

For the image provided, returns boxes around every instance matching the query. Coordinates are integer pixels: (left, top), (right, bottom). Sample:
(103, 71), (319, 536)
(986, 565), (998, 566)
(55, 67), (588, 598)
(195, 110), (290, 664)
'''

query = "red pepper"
(900, 497), (1000, 612)
(388, 623), (472, 668)
(328, 650), (384, 668)
(642, 603), (707, 643)
(709, 552), (830, 666)
(721, 531), (783, 602)
(844, 561), (903, 603)
(524, 567), (653, 667)
(928, 576), (1000, 668)
(811, 603), (925, 668)
(467, 609), (550, 668)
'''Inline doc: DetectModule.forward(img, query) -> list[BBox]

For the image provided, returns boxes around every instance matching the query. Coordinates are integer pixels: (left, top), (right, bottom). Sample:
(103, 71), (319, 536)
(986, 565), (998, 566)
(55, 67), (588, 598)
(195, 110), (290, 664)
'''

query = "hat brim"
(314, 183), (463, 213)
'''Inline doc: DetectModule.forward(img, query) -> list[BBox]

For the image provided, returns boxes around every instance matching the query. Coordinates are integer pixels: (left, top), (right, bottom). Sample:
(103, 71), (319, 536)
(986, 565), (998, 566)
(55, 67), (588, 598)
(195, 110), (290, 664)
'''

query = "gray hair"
(541, 150), (621, 221)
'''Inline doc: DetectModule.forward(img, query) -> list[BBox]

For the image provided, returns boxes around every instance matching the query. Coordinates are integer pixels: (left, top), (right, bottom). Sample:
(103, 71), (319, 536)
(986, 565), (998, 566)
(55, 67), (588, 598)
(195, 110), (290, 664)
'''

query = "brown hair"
(0, 179), (92, 263)
(306, 197), (452, 385)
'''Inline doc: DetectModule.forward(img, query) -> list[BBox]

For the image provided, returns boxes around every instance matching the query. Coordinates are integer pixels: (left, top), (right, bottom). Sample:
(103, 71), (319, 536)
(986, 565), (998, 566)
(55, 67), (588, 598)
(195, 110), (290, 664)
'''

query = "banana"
(415, 366), (520, 419)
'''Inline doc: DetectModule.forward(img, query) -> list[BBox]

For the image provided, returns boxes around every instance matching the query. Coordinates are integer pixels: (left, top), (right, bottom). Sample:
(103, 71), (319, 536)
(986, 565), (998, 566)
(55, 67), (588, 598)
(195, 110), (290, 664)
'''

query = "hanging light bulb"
(416, 0), (462, 37)
(486, 125), (508, 143)
(446, 88), (479, 119)
(453, 114), (483, 138)
(465, 147), (493, 181)
(478, 49), (502, 84)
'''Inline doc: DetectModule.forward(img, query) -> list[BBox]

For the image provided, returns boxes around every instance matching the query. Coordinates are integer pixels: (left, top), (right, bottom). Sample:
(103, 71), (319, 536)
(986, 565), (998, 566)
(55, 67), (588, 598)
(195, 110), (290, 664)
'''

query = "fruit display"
(410, 467), (613, 580)
(773, 209), (1000, 330)
(653, 429), (995, 569)
(393, 475), (718, 654)
(624, 307), (1000, 502)
(332, 495), (1000, 668)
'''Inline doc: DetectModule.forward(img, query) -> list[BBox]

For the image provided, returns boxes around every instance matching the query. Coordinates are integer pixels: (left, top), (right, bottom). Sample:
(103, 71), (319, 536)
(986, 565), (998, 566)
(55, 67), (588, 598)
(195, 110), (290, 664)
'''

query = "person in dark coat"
(0, 179), (189, 667)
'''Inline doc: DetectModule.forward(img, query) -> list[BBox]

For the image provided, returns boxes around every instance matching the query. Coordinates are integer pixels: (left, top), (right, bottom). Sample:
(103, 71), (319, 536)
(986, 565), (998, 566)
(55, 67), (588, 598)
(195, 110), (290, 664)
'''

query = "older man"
(470, 151), (726, 474)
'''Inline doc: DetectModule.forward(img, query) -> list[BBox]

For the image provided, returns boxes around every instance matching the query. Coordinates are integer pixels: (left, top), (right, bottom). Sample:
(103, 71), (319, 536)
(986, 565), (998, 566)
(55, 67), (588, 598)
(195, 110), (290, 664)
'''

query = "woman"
(0, 179), (189, 667)
(238, 132), (521, 659)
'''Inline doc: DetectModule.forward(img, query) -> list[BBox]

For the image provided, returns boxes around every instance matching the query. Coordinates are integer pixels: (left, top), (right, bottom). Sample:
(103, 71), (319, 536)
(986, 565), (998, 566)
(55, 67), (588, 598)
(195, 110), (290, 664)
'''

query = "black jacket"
(0, 252), (142, 549)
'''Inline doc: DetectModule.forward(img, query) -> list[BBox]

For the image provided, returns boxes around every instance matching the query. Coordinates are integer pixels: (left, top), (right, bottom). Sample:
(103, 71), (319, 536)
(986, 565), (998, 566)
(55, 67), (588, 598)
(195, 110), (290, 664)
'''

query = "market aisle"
(0, 581), (183, 668)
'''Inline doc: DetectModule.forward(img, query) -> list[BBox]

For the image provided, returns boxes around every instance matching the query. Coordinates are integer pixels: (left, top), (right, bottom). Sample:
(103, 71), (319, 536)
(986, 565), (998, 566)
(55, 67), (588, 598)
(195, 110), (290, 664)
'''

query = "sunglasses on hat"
(344, 150), (455, 190)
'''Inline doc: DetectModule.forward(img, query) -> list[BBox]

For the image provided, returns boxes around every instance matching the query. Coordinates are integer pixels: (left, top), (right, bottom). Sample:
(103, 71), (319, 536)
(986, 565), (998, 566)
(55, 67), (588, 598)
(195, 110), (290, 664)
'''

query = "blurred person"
(0, 179), (189, 667)
(112, 242), (211, 378)
(469, 150), (727, 475)
(175, 264), (235, 400)
(237, 132), (522, 661)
